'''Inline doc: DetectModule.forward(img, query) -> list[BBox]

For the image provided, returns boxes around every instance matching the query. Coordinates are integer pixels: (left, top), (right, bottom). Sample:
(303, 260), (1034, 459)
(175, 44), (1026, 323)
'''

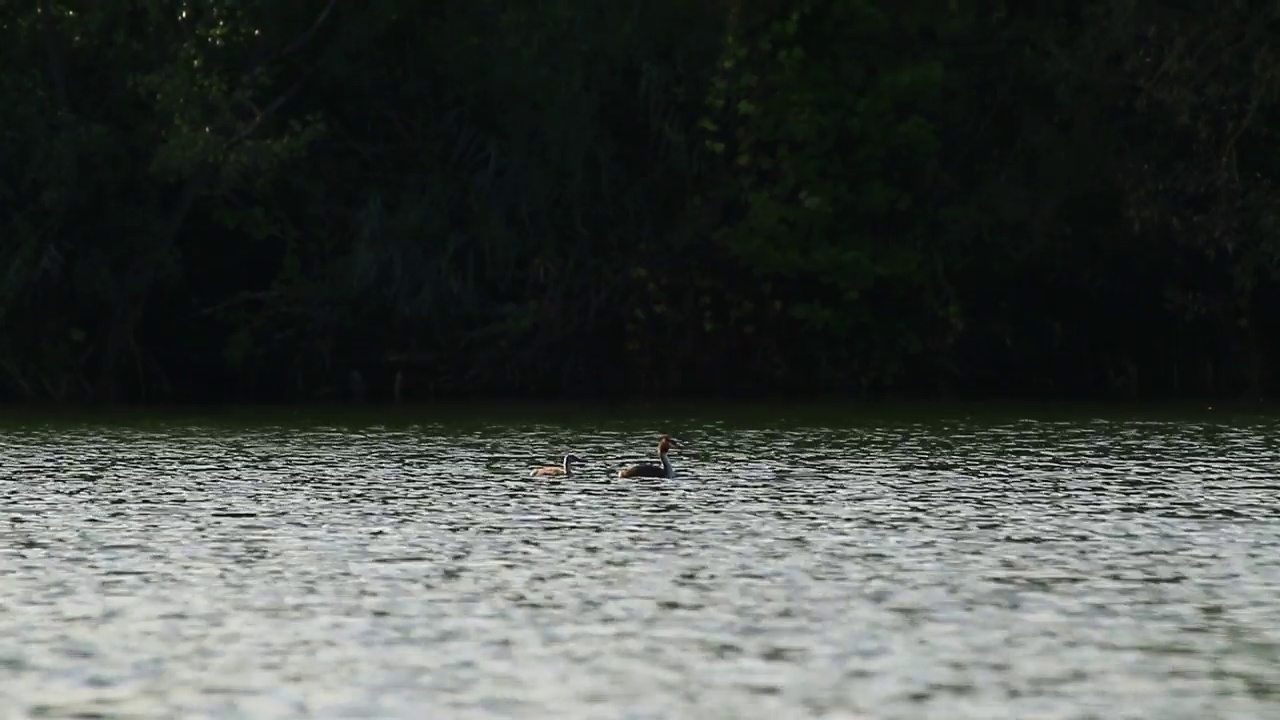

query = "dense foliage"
(4, 1), (1280, 403)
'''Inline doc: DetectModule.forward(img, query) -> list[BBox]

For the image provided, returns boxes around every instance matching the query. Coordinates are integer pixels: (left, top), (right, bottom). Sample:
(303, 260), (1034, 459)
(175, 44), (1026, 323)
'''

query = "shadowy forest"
(4, 1), (1280, 403)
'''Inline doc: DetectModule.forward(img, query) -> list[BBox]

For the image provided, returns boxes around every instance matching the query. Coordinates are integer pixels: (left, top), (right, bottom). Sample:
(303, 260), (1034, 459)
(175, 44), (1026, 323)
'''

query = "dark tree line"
(3, 1), (1280, 403)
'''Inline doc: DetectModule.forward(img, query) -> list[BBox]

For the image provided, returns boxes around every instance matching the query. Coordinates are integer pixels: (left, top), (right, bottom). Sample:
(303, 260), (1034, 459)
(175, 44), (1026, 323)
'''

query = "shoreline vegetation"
(5, 3), (1280, 405)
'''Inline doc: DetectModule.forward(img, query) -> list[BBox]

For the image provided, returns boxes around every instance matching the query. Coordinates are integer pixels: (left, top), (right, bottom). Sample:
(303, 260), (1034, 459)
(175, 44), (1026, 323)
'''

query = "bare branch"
(225, 82), (301, 150)
(278, 0), (338, 59)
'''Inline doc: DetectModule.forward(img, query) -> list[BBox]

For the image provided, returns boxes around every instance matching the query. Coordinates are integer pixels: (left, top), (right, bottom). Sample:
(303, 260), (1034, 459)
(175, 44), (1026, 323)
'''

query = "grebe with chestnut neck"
(617, 435), (679, 478)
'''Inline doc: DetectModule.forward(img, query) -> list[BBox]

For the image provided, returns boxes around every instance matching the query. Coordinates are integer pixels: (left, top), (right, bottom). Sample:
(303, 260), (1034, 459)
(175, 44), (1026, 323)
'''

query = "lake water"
(1, 405), (1278, 719)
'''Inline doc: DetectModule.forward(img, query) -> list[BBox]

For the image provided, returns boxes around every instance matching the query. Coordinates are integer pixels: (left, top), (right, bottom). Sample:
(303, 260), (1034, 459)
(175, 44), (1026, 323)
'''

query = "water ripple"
(0, 412), (1278, 718)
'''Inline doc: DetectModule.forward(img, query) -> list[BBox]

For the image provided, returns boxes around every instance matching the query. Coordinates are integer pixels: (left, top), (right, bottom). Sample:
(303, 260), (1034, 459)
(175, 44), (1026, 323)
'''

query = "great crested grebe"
(617, 435), (678, 478)
(530, 453), (583, 478)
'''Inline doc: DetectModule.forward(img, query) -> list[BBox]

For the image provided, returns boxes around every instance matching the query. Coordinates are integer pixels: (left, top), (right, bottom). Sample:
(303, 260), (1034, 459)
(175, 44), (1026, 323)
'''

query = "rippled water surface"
(2, 406), (1280, 719)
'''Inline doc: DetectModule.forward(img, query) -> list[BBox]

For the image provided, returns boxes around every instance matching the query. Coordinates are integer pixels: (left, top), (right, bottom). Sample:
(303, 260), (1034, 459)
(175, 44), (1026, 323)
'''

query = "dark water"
(1, 406), (1279, 719)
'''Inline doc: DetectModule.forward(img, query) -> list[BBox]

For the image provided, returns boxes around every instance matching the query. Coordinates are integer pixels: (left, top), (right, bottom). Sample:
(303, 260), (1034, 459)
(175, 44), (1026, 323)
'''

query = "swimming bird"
(617, 435), (678, 478)
(530, 453), (583, 478)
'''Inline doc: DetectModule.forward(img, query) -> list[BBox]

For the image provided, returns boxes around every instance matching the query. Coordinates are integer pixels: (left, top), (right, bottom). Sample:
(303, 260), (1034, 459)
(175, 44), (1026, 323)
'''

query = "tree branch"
(278, 0), (339, 59)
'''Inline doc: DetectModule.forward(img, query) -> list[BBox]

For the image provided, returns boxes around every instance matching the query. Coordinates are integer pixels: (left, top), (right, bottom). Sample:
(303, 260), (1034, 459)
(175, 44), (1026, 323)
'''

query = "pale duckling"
(530, 453), (583, 478)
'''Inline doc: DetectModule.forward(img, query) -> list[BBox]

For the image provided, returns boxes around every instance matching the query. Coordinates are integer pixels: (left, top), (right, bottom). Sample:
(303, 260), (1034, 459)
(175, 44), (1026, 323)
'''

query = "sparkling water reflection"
(1, 410), (1279, 719)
